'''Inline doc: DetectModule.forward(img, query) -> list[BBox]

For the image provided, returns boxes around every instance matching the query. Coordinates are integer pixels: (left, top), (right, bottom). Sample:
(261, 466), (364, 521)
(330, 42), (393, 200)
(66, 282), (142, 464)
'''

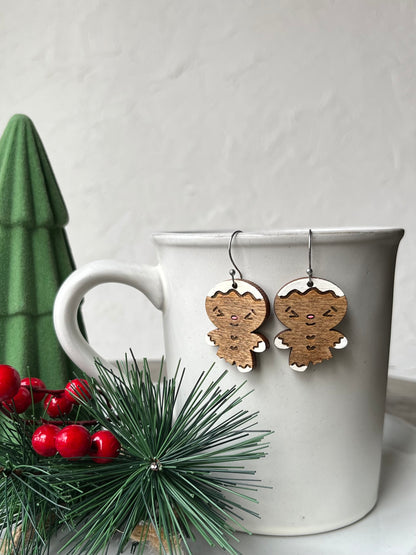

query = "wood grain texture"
(274, 287), (347, 370)
(206, 281), (269, 372)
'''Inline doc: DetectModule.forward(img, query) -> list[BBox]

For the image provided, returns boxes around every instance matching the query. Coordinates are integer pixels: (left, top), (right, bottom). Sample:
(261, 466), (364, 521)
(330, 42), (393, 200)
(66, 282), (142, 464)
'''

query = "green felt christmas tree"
(0, 114), (85, 388)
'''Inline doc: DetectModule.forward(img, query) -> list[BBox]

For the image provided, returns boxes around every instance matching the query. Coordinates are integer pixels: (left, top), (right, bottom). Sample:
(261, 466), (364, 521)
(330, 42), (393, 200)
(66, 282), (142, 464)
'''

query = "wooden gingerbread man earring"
(205, 231), (270, 373)
(274, 230), (348, 372)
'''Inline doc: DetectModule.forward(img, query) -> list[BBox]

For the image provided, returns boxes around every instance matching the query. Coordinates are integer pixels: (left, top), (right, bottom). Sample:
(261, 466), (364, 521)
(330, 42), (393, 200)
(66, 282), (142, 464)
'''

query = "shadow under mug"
(53, 228), (404, 536)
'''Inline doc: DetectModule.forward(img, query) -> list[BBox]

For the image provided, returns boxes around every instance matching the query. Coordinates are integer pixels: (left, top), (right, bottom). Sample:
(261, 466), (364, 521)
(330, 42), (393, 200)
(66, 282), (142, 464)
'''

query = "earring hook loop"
(228, 230), (243, 287)
(306, 228), (314, 287)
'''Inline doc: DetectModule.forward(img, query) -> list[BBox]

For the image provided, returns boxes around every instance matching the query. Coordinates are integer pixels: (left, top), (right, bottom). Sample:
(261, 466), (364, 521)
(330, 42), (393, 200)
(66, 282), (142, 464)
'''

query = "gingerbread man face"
(274, 278), (348, 372)
(205, 280), (269, 373)
(275, 289), (347, 331)
(206, 290), (268, 331)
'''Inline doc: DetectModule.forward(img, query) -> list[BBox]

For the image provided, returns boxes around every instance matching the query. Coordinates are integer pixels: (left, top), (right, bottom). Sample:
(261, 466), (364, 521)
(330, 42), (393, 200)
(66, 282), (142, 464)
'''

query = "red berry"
(55, 425), (91, 459)
(32, 424), (61, 457)
(64, 379), (91, 404)
(2, 386), (32, 413)
(21, 377), (46, 403)
(90, 430), (121, 464)
(44, 393), (73, 418)
(0, 365), (21, 402)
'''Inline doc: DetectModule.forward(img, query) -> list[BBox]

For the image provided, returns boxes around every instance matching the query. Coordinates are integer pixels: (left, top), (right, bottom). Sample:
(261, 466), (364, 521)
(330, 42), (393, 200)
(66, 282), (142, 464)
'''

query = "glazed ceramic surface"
(53, 228), (404, 535)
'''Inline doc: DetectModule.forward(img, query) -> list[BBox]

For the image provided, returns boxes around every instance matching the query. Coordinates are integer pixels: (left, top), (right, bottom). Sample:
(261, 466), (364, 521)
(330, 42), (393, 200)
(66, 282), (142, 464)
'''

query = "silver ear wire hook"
(228, 230), (243, 288)
(306, 229), (314, 287)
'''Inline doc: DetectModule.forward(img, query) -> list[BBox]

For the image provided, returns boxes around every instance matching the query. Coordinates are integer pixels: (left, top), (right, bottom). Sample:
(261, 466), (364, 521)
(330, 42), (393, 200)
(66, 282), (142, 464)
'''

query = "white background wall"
(0, 0), (415, 377)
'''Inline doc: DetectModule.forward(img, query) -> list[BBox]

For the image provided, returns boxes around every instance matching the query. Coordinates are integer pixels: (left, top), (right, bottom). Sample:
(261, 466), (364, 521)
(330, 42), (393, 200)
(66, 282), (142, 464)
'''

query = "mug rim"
(152, 227), (405, 245)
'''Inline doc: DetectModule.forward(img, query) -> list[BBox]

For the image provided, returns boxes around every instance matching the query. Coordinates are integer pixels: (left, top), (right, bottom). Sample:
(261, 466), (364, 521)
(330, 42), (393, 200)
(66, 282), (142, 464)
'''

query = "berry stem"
(0, 406), (98, 427)
(23, 386), (65, 395)
(40, 417), (98, 426)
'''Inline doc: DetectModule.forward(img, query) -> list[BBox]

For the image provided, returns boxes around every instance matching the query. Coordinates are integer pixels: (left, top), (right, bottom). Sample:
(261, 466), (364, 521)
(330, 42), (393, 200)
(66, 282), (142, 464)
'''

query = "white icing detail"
(237, 365), (253, 373)
(290, 363), (308, 372)
(274, 336), (290, 349)
(334, 336), (348, 349)
(206, 334), (216, 346)
(253, 341), (267, 353)
(277, 277), (345, 298)
(207, 279), (264, 299)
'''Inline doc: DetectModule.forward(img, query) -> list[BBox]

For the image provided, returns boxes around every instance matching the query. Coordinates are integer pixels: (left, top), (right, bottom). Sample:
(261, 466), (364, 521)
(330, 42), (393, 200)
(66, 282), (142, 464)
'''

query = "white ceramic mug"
(53, 228), (404, 536)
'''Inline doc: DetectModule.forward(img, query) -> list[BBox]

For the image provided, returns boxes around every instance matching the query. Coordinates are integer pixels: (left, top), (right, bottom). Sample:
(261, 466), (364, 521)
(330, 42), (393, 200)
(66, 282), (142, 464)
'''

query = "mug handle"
(53, 260), (163, 374)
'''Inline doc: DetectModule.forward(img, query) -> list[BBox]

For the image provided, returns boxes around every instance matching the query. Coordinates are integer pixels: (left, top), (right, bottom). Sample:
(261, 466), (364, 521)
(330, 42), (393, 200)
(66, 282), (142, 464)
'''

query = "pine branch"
(0, 356), (272, 554)
(56, 357), (272, 555)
